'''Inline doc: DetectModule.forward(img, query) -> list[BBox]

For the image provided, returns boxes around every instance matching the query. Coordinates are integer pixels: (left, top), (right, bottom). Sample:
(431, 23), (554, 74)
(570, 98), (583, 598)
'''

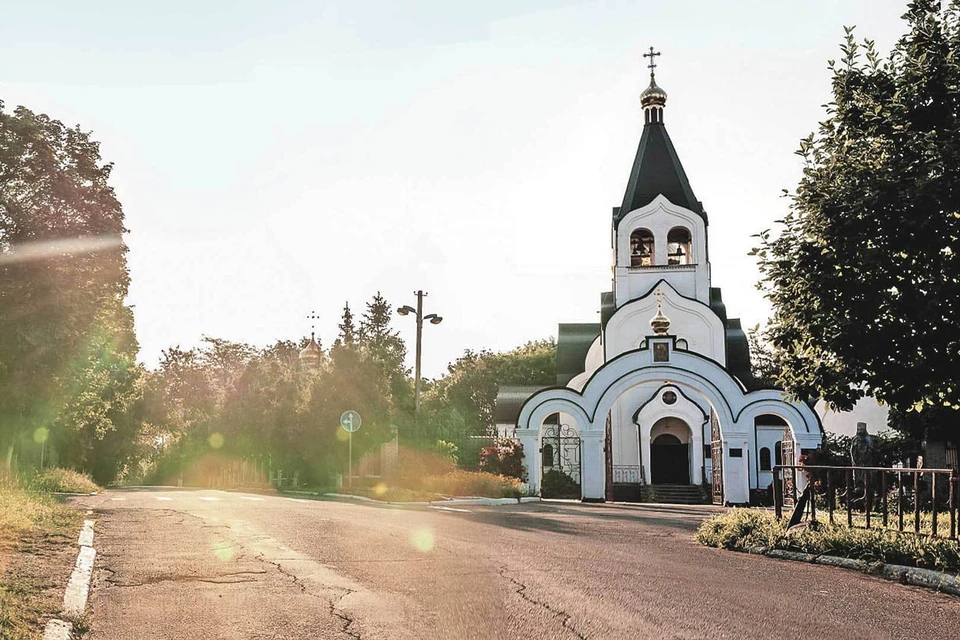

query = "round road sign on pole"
(340, 410), (361, 433)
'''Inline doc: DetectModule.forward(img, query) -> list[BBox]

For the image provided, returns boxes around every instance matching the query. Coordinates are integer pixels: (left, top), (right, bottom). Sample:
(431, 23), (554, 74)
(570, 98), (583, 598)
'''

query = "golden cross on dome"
(306, 311), (320, 337)
(643, 46), (661, 76)
(655, 288), (664, 311)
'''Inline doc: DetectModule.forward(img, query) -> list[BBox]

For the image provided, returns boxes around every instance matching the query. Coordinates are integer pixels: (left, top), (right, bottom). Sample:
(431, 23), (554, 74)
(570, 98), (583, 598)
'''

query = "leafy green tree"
(746, 325), (781, 389)
(754, 2), (960, 439)
(422, 339), (556, 458)
(0, 101), (141, 480)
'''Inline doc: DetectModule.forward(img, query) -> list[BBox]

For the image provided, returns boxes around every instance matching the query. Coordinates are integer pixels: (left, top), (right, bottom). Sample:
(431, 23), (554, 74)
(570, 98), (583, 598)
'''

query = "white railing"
(613, 465), (642, 484)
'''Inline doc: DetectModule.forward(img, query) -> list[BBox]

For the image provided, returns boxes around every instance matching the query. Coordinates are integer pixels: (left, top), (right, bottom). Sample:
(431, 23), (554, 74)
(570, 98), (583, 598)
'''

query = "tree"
(753, 3), (960, 437)
(358, 291), (406, 379)
(0, 101), (141, 479)
(334, 303), (356, 348)
(422, 339), (556, 458)
(746, 325), (781, 389)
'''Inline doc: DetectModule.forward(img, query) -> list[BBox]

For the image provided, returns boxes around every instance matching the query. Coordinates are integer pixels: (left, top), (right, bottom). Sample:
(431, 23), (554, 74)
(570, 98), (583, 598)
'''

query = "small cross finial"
(643, 46), (661, 77)
(306, 311), (320, 333)
(655, 288), (663, 311)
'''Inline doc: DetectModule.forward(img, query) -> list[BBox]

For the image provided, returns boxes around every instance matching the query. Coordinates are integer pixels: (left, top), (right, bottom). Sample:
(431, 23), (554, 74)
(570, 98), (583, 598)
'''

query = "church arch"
(629, 228), (655, 267)
(667, 226), (692, 265)
(650, 418), (692, 484)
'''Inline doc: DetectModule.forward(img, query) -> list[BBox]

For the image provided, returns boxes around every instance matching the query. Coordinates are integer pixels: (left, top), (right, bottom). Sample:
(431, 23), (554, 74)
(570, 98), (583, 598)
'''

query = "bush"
(394, 447), (457, 478)
(540, 469), (580, 499)
(22, 468), (99, 494)
(478, 439), (526, 481)
(696, 508), (960, 574)
(394, 469), (524, 498)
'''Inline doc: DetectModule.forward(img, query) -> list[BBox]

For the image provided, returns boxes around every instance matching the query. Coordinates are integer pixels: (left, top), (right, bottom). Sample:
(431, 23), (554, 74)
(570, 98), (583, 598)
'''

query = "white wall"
(604, 284), (726, 365)
(614, 195), (710, 306)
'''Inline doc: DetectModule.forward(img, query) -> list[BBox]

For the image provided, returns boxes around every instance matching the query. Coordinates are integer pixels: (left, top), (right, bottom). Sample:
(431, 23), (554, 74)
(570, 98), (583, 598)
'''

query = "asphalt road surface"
(76, 489), (960, 640)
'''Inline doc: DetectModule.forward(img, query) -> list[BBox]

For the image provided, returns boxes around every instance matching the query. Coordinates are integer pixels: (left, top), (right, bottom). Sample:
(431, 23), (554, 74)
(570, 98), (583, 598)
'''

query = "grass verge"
(696, 508), (960, 575)
(20, 468), (100, 494)
(0, 483), (84, 639)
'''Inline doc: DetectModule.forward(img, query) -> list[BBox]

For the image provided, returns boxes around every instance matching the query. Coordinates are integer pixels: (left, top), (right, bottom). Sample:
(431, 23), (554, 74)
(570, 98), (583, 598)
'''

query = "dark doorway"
(651, 433), (690, 484)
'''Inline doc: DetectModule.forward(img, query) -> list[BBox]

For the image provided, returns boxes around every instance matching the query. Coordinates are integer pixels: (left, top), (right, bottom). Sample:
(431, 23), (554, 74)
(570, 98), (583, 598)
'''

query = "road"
(76, 488), (960, 639)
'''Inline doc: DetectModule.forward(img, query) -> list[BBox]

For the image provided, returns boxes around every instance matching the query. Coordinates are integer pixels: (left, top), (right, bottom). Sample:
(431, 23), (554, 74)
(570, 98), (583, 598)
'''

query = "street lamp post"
(397, 290), (442, 440)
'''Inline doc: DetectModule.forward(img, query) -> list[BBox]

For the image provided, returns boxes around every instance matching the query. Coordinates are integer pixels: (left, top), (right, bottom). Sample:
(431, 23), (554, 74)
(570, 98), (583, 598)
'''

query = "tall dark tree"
(334, 302), (356, 348)
(0, 101), (141, 479)
(754, 2), (960, 440)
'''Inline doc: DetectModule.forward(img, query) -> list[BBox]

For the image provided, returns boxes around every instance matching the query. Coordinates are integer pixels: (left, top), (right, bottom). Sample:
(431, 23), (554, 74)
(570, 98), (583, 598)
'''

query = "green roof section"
(557, 323), (601, 386)
(494, 385), (547, 424)
(615, 119), (706, 226)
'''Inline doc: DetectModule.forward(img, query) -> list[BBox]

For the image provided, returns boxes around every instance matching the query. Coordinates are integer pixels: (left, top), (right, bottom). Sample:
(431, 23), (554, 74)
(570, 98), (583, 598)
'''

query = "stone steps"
(639, 484), (709, 505)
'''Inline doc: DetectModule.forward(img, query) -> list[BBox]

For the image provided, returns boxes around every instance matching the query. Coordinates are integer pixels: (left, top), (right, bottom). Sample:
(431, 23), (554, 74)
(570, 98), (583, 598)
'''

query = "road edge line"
(44, 518), (97, 639)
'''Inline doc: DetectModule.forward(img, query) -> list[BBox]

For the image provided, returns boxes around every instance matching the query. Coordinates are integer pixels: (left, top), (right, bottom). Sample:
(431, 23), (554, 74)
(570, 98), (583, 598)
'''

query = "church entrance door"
(650, 434), (690, 484)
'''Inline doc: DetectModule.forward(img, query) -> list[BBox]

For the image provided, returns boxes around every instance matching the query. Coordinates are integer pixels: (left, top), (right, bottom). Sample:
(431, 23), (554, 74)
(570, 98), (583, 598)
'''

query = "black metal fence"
(773, 464), (959, 540)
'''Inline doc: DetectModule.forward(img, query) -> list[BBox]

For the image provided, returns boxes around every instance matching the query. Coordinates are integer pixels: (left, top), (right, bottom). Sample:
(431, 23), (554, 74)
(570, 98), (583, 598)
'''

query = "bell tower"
(612, 49), (710, 307)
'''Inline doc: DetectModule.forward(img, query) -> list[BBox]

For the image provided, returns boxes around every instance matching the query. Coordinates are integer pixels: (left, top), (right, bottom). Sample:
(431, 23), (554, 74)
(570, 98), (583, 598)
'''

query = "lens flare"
(373, 482), (388, 496)
(209, 433), (225, 449)
(212, 541), (234, 561)
(335, 429), (349, 442)
(0, 234), (123, 265)
(33, 427), (49, 444)
(409, 528), (434, 553)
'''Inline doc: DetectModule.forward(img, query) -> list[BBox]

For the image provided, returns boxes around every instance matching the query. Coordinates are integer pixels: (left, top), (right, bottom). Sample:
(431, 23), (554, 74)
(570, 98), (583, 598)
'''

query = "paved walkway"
(77, 489), (960, 639)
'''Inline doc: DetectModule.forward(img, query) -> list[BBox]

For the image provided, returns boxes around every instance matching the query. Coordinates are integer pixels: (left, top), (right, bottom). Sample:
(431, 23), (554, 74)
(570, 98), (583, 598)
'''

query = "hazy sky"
(1, 0), (911, 377)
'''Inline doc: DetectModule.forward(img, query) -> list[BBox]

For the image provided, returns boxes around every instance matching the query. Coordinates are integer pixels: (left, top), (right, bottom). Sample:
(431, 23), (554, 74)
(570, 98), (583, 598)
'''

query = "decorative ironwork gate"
(541, 423), (582, 499)
(780, 431), (797, 507)
(710, 409), (723, 505)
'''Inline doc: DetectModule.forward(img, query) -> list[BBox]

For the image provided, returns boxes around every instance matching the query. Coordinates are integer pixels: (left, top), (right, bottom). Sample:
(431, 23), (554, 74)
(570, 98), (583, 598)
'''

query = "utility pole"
(398, 290), (443, 440)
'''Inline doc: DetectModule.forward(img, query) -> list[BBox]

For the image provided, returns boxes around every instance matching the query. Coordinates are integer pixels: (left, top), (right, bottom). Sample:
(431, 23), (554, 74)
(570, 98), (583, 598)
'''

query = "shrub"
(540, 469), (580, 499)
(478, 439), (526, 481)
(394, 447), (457, 478)
(696, 508), (960, 574)
(395, 469), (523, 498)
(22, 468), (99, 494)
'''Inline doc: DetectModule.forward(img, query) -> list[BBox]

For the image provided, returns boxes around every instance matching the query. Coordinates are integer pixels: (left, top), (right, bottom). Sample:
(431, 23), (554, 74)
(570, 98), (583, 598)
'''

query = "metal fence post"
(773, 466), (782, 520)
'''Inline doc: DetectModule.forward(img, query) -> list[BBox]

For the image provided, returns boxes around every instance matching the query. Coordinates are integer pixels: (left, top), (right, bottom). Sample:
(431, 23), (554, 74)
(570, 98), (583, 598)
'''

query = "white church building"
(501, 55), (824, 504)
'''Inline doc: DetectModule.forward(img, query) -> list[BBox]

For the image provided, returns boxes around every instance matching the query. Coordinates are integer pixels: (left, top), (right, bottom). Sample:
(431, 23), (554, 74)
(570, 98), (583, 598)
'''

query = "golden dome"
(298, 332), (322, 368)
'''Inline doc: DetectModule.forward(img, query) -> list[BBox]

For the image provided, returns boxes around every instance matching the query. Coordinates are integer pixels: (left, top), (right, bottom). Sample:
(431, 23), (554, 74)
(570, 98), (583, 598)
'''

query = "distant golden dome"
(298, 332), (322, 368)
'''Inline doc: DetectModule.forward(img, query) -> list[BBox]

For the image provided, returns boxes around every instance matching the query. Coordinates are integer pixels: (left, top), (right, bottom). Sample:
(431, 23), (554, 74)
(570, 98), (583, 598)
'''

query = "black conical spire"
(615, 48), (706, 226)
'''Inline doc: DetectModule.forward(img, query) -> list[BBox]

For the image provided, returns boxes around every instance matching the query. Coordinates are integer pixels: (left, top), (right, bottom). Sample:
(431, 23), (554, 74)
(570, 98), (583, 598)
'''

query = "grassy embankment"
(0, 469), (95, 639)
(697, 508), (960, 575)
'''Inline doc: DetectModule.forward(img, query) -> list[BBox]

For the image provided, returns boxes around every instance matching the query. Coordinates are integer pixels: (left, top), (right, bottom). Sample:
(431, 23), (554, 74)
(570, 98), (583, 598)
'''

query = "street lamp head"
(397, 305), (415, 316)
(428, 315), (443, 325)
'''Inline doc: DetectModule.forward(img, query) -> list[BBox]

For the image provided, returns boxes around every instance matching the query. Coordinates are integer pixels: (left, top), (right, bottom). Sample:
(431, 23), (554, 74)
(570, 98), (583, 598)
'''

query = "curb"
(320, 492), (541, 507)
(741, 546), (960, 596)
(43, 516), (97, 640)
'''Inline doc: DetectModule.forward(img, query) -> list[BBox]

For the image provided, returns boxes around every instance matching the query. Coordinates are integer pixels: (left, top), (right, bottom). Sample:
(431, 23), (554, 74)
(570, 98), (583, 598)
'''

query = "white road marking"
(110, 497), (125, 501)
(199, 497), (219, 501)
(431, 506), (472, 513)
(241, 496), (265, 501)
(285, 498), (310, 503)
(154, 496), (173, 501)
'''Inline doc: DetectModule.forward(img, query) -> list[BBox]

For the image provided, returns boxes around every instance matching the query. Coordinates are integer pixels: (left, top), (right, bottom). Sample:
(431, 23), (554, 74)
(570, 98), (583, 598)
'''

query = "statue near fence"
(850, 422), (875, 467)
(849, 422), (875, 501)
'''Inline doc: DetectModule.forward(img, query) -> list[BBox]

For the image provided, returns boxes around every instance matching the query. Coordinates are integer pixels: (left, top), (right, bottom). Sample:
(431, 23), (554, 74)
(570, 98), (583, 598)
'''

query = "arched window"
(629, 228), (655, 267)
(759, 447), (772, 471)
(774, 441), (783, 467)
(667, 227), (692, 265)
(541, 443), (554, 467)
